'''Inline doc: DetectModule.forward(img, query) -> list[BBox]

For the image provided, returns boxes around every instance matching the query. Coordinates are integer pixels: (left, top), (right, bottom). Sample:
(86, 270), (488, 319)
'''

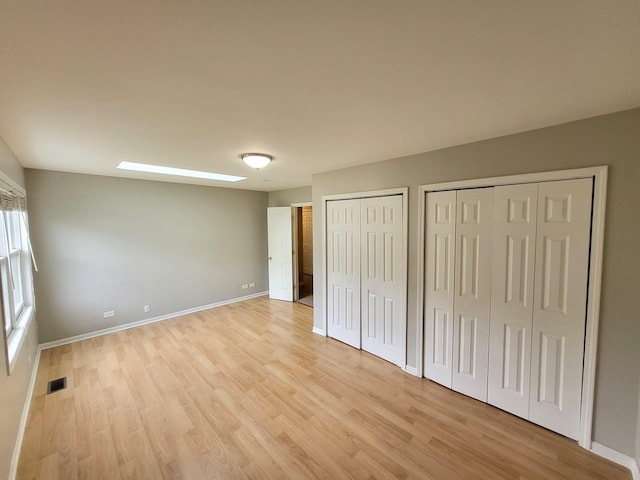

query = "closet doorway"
(417, 166), (607, 449)
(294, 204), (313, 308)
(321, 187), (409, 368)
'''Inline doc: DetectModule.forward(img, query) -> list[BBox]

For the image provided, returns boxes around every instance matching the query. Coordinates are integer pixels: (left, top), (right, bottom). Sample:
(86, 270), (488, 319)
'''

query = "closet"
(423, 178), (593, 440)
(326, 194), (405, 367)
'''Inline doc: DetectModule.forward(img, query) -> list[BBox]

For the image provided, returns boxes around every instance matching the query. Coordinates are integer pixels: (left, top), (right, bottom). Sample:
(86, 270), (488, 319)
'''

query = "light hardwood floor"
(18, 297), (630, 479)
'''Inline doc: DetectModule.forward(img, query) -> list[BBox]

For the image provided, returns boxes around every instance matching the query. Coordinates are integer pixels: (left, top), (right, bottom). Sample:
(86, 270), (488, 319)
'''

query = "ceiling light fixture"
(117, 161), (246, 182)
(241, 153), (272, 169)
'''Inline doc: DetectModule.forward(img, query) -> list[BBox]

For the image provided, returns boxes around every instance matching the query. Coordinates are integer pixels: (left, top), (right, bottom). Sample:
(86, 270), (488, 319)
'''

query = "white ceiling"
(1, 1), (639, 192)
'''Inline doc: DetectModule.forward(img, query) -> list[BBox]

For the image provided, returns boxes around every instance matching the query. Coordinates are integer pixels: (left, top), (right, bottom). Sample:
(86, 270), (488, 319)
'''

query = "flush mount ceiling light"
(117, 161), (246, 182)
(241, 153), (272, 169)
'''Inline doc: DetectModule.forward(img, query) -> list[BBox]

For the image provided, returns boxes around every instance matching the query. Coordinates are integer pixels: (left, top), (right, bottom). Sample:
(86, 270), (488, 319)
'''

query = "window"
(0, 189), (35, 374)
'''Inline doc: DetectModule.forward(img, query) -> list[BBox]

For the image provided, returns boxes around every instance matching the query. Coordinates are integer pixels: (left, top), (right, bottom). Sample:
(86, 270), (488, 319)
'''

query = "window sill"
(6, 305), (35, 374)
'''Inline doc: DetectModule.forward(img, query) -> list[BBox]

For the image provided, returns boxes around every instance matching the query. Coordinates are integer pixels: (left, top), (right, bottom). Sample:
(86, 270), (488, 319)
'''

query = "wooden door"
(302, 206), (313, 275)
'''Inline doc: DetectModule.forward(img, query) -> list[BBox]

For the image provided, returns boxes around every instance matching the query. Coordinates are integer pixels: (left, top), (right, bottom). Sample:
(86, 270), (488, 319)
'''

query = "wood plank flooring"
(18, 297), (631, 479)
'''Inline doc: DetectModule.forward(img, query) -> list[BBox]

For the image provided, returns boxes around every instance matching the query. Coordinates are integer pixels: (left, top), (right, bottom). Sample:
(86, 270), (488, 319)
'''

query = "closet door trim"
(321, 187), (409, 368)
(416, 166), (607, 450)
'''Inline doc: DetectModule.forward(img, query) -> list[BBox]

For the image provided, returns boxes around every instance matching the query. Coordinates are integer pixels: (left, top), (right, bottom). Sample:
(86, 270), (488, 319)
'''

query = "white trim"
(322, 197), (329, 336)
(591, 443), (639, 480)
(322, 187), (407, 202)
(0, 169), (25, 197)
(421, 166), (605, 192)
(403, 365), (419, 377)
(291, 202), (312, 207)
(9, 345), (41, 480)
(321, 187), (409, 368)
(579, 167), (608, 449)
(312, 326), (326, 336)
(292, 206), (300, 302)
(415, 184), (426, 379)
(39, 291), (268, 350)
(6, 307), (35, 374)
(417, 166), (608, 450)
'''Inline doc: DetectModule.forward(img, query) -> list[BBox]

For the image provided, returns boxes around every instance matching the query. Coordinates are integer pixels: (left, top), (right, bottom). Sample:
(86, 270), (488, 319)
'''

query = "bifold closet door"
(360, 195), (404, 366)
(488, 183), (538, 418)
(424, 191), (456, 388)
(326, 199), (361, 348)
(529, 178), (592, 440)
(451, 188), (494, 402)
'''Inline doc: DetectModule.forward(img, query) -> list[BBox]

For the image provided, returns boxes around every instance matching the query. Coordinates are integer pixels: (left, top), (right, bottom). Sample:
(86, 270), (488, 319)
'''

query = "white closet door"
(529, 178), (592, 440)
(452, 188), (494, 401)
(360, 195), (404, 366)
(488, 183), (538, 418)
(326, 199), (361, 348)
(424, 191), (456, 387)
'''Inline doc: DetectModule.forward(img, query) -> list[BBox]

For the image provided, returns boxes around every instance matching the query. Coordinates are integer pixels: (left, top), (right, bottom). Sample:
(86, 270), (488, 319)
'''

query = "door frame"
(416, 166), (608, 450)
(321, 187), (409, 368)
(292, 202), (312, 302)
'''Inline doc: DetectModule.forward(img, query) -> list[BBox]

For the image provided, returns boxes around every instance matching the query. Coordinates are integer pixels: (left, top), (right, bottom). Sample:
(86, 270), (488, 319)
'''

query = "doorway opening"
(295, 205), (313, 307)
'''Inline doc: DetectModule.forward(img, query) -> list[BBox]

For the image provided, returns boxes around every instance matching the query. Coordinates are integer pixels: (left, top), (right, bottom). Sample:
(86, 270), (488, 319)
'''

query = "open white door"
(267, 207), (293, 301)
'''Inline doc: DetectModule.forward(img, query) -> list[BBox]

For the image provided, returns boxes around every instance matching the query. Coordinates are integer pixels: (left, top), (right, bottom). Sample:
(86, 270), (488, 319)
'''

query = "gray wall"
(26, 170), (269, 343)
(268, 185), (312, 207)
(0, 136), (37, 480)
(312, 108), (640, 456)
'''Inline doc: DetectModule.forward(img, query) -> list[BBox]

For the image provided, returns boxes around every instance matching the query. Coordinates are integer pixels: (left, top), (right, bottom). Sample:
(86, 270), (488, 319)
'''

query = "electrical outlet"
(241, 284), (249, 289)
(103, 310), (115, 318)
(249, 282), (256, 287)
(143, 305), (150, 313)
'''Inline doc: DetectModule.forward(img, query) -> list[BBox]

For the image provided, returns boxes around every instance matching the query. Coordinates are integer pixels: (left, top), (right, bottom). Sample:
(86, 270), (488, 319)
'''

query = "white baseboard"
(312, 326), (326, 336)
(591, 442), (640, 480)
(9, 346), (41, 480)
(403, 365), (419, 377)
(39, 291), (269, 350)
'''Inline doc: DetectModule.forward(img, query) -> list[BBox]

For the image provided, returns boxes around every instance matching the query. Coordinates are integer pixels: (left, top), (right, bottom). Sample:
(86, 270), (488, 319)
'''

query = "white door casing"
(326, 199), (362, 348)
(488, 183), (538, 418)
(424, 190), (456, 388)
(452, 188), (494, 402)
(360, 195), (404, 366)
(529, 178), (592, 440)
(267, 207), (293, 301)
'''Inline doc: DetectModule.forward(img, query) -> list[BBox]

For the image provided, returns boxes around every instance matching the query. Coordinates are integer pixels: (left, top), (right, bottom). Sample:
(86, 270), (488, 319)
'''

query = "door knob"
(268, 256), (272, 260)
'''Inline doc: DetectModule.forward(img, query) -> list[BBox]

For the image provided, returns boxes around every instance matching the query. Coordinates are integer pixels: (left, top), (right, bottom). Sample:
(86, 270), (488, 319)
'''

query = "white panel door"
(529, 178), (592, 440)
(452, 188), (494, 402)
(424, 191), (456, 388)
(360, 195), (404, 366)
(326, 199), (361, 348)
(267, 207), (293, 301)
(488, 183), (538, 418)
